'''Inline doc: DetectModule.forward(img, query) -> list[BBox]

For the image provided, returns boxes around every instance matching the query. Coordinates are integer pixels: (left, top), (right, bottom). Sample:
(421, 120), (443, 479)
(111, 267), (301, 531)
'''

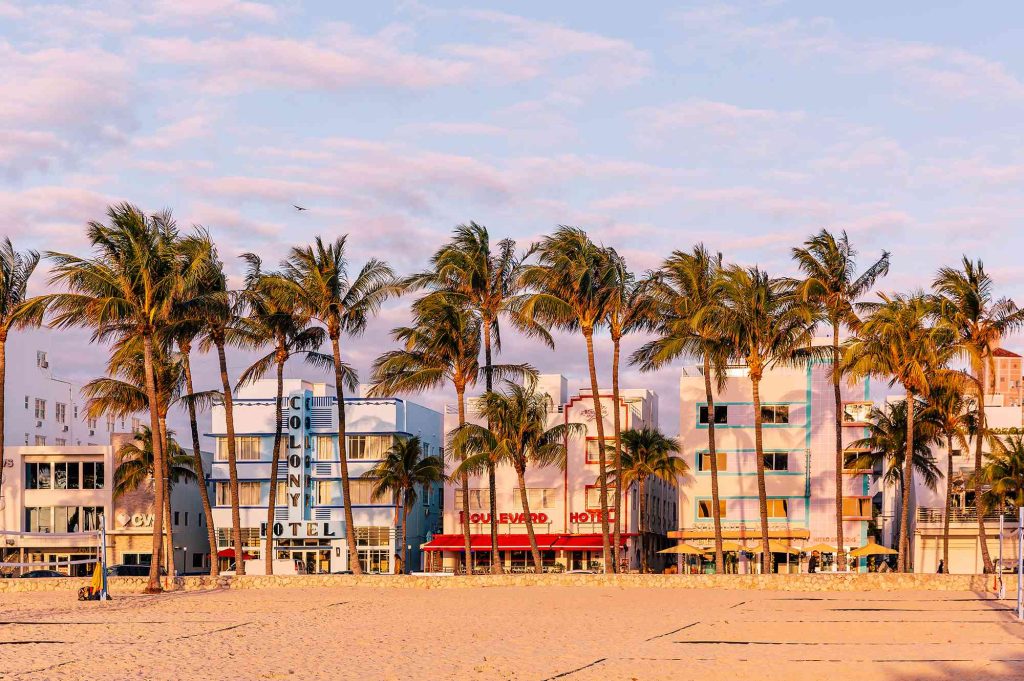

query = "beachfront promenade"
(2, 578), (1023, 680)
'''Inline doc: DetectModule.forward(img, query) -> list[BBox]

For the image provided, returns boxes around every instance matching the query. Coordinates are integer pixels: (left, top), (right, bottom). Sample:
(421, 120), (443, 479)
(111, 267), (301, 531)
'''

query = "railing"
(915, 507), (1018, 523)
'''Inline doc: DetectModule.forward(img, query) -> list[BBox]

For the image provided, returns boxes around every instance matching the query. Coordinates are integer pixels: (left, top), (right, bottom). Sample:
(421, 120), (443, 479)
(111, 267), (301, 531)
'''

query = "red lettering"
(499, 513), (509, 523)
(538, 513), (548, 523)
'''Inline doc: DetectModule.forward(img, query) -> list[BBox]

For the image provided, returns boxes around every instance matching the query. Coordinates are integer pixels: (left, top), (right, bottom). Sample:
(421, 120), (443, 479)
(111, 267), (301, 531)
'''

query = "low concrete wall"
(0, 572), (1017, 594)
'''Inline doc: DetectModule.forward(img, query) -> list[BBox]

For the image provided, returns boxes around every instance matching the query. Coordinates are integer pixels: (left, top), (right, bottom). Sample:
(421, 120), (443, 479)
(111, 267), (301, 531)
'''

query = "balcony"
(915, 507), (1018, 524)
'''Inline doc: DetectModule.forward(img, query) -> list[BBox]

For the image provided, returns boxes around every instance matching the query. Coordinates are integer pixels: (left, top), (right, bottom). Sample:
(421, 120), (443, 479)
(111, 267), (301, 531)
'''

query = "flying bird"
(293, 204), (307, 211)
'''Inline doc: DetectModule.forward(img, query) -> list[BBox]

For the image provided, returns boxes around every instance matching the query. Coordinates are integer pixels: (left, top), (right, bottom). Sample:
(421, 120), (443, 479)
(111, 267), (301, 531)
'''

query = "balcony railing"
(915, 507), (1018, 523)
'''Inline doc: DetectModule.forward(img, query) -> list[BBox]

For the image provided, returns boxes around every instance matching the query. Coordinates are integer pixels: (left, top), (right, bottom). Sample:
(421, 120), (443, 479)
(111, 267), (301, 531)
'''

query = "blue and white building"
(208, 379), (443, 574)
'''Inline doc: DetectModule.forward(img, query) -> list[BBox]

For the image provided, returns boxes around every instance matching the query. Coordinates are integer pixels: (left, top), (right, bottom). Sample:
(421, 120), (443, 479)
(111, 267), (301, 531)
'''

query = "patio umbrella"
(748, 540), (799, 555)
(658, 543), (706, 555)
(849, 541), (898, 557)
(802, 543), (838, 554)
(701, 540), (749, 553)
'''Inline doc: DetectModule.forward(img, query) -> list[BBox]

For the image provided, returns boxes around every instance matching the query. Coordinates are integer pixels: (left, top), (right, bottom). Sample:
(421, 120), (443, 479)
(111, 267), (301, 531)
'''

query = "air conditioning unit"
(89, 430), (95, 436)
(36, 421), (42, 428)
(40, 361), (48, 369)
(63, 426), (69, 432)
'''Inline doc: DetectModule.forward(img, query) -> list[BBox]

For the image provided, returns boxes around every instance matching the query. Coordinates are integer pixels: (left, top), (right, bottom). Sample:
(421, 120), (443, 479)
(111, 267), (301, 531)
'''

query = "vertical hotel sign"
(286, 390), (310, 524)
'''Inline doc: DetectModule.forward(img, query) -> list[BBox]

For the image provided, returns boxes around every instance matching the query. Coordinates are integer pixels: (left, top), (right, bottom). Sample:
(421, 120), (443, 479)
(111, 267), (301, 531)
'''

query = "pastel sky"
(4, 0), (1024, 435)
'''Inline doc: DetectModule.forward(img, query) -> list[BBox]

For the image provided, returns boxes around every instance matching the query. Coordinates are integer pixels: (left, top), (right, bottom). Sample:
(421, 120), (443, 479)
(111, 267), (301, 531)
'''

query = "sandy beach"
(2, 583), (1023, 680)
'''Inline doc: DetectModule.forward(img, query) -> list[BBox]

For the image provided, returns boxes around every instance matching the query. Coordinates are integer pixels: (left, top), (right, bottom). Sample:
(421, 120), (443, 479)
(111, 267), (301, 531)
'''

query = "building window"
(216, 481), (262, 506)
(316, 480), (341, 505)
(131, 417), (141, 432)
(345, 434), (392, 460)
(842, 402), (872, 425)
(584, 486), (616, 511)
(698, 452), (727, 472)
(842, 497), (872, 518)
(766, 499), (789, 518)
(81, 506), (103, 531)
(216, 527), (261, 548)
(55, 403), (66, 424)
(25, 507), (52, 532)
(36, 350), (47, 368)
(697, 499), (726, 519)
(87, 417), (98, 430)
(347, 479), (378, 505)
(122, 553), (152, 566)
(73, 405), (78, 419)
(316, 435), (337, 461)
(26, 463), (52, 489)
(192, 552), (206, 569)
(355, 526), (391, 546)
(105, 415), (115, 431)
(174, 511), (180, 526)
(585, 438), (616, 464)
(53, 462), (80, 489)
(455, 488), (490, 511)
(34, 399), (46, 420)
(358, 549), (390, 574)
(34, 436), (46, 446)
(698, 405), (728, 424)
(512, 488), (557, 509)
(24, 395), (29, 409)
(55, 438), (67, 446)
(763, 452), (790, 471)
(82, 462), (104, 489)
(760, 405), (790, 424)
(216, 436), (262, 461)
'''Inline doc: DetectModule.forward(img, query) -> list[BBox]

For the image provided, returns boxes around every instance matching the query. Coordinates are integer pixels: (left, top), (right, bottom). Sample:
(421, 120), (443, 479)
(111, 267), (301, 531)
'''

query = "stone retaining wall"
(0, 572), (1017, 594)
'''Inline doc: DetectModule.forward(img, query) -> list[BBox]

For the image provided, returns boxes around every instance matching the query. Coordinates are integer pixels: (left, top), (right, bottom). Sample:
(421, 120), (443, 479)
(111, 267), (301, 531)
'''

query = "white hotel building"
(674, 348), (880, 571)
(208, 379), (442, 574)
(425, 374), (676, 572)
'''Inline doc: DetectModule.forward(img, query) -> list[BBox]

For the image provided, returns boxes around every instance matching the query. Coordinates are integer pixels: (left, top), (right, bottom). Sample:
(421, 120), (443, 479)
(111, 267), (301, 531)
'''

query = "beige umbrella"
(749, 540), (800, 555)
(659, 543), (706, 555)
(701, 540), (748, 553)
(803, 543), (838, 554)
(849, 541), (898, 557)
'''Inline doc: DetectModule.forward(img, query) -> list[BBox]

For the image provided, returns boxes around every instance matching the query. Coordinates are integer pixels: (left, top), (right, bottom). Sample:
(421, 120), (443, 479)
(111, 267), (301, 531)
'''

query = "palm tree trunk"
(0, 335), (6, 503)
(142, 333), (166, 593)
(401, 503), (409, 575)
(943, 432), (954, 574)
(158, 414), (173, 585)
(611, 335), (623, 573)
(457, 388), (472, 575)
(703, 356), (725, 573)
(583, 328), (612, 573)
(482, 320), (501, 575)
(751, 375), (772, 574)
(265, 351), (285, 576)
(330, 335), (362, 575)
(215, 339), (245, 576)
(832, 327), (846, 570)
(639, 477), (648, 574)
(180, 346), (218, 576)
(393, 497), (401, 574)
(516, 466), (543, 574)
(976, 363), (993, 573)
(899, 392), (915, 572)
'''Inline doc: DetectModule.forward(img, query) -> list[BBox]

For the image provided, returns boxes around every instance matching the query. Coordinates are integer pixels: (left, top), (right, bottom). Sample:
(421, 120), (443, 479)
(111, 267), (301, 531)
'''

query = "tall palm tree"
(113, 427), (197, 498)
(408, 223), (550, 574)
(236, 254), (330, 575)
(842, 292), (952, 571)
(933, 258), (1024, 573)
(921, 381), (974, 573)
(180, 230), (250, 575)
(791, 229), (889, 569)
(979, 435), (1024, 514)
(451, 383), (583, 573)
(275, 236), (398, 575)
(714, 266), (816, 573)
(847, 399), (943, 560)
(632, 245), (729, 572)
(0, 239), (40, 499)
(367, 436), (444, 574)
(369, 295), (533, 574)
(614, 428), (689, 573)
(26, 203), (185, 593)
(522, 226), (617, 572)
(604, 249), (655, 566)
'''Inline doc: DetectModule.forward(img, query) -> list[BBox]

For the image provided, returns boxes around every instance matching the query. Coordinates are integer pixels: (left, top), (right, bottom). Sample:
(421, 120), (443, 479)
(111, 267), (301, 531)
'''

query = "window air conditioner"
(36, 421), (42, 428)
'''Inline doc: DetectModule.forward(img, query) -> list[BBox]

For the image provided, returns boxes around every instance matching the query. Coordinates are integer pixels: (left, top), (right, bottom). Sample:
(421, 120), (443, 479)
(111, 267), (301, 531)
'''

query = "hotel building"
(1, 436), (212, 576)
(207, 379), (442, 574)
(674, 349), (878, 571)
(423, 374), (676, 573)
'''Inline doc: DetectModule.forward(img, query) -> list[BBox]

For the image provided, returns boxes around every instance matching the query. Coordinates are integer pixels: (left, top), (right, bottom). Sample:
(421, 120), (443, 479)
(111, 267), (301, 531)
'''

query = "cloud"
(633, 99), (805, 138)
(142, 0), (278, 25)
(0, 185), (114, 249)
(399, 121), (507, 137)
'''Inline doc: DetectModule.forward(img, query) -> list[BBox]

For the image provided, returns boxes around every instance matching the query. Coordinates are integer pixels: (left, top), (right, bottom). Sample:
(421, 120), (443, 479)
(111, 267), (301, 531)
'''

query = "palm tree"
(451, 383), (583, 573)
(0, 239), (40, 498)
(522, 226), (617, 572)
(179, 231), (250, 575)
(275, 236), (398, 575)
(614, 428), (689, 573)
(632, 245), (729, 572)
(604, 249), (655, 566)
(922, 381), (974, 573)
(842, 292), (952, 571)
(714, 266), (816, 573)
(847, 399), (943, 560)
(235, 254), (330, 575)
(791, 229), (889, 569)
(407, 223), (550, 574)
(933, 258), (1024, 573)
(113, 427), (197, 498)
(26, 203), (184, 593)
(367, 436), (444, 574)
(979, 435), (1024, 514)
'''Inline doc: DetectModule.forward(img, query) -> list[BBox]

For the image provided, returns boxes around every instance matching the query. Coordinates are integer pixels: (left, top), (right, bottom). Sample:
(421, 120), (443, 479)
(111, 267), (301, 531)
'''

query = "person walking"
(808, 550), (820, 574)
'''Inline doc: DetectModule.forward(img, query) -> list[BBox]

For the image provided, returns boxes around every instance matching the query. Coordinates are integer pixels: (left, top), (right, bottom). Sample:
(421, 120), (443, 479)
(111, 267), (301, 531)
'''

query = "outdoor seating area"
(659, 539), (900, 574)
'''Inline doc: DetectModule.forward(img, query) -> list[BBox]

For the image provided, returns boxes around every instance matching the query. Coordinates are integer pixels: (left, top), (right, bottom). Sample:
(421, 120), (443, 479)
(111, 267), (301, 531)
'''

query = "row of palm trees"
(0, 206), (1020, 584)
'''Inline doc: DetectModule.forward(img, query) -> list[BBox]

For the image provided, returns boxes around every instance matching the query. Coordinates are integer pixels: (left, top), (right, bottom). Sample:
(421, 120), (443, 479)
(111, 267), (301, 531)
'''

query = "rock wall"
(0, 572), (1017, 594)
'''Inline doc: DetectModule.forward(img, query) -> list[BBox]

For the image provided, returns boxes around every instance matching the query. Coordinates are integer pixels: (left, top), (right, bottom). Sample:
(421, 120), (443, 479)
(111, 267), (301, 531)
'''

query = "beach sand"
(2, 584), (1022, 680)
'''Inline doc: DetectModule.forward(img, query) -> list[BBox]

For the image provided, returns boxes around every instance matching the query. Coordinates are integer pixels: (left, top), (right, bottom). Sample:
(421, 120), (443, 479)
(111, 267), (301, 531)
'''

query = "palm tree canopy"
(847, 399), (942, 490)
(367, 436), (444, 511)
(0, 237), (41, 334)
(113, 426), (196, 498)
(449, 382), (584, 478)
(614, 428), (689, 488)
(604, 248), (656, 341)
(980, 435), (1024, 509)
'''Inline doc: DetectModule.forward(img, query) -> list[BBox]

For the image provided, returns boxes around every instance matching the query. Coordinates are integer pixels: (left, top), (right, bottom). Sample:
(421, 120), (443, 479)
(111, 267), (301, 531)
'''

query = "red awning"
(217, 549), (254, 559)
(422, 533), (630, 552)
